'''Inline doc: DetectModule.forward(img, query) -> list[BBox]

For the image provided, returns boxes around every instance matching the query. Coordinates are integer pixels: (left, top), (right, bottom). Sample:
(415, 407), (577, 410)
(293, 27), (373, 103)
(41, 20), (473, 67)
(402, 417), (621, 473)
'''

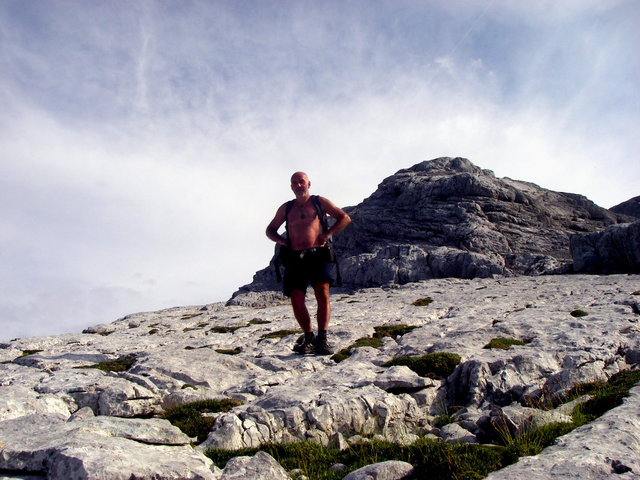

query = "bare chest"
(288, 202), (318, 224)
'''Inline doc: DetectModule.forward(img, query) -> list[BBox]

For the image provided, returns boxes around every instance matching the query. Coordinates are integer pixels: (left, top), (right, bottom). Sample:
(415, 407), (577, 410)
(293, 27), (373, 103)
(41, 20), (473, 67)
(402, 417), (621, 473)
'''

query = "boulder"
(0, 413), (217, 480)
(218, 451), (290, 480)
(342, 460), (415, 480)
(570, 220), (640, 273)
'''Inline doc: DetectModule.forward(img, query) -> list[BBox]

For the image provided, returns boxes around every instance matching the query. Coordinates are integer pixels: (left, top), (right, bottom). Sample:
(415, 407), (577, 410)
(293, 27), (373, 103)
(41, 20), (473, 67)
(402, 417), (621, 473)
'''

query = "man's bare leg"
(290, 290), (313, 333)
(313, 282), (333, 354)
(313, 282), (331, 331)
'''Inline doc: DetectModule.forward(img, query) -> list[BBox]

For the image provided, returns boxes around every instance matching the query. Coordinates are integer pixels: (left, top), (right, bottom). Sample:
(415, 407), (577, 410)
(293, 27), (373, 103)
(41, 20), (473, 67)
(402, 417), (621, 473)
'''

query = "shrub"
(162, 398), (243, 443)
(483, 338), (526, 350)
(382, 352), (461, 379)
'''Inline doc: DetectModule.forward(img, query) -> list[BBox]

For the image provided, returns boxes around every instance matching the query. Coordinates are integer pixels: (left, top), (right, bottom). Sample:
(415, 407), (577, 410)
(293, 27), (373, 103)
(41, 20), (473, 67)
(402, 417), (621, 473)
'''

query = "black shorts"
(282, 247), (336, 297)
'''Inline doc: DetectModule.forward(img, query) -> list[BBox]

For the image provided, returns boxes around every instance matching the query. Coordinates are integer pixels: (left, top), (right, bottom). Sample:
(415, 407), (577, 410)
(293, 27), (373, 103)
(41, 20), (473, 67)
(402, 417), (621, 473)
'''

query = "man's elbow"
(266, 226), (275, 239)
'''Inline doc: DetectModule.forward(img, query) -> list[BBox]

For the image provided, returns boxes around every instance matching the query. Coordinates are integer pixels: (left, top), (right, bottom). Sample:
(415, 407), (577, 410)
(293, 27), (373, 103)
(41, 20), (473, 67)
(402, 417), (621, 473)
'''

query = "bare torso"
(287, 199), (324, 251)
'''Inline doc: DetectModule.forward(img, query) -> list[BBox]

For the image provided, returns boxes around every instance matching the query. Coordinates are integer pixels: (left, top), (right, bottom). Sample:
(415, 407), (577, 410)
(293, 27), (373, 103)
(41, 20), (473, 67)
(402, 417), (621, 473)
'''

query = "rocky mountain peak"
(231, 157), (630, 305)
(611, 195), (640, 219)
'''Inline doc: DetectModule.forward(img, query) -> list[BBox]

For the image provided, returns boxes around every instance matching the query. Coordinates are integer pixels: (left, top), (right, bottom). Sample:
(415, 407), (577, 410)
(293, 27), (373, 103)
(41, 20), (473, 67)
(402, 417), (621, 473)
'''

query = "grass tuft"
(206, 438), (515, 480)
(483, 338), (526, 350)
(162, 398), (243, 443)
(382, 352), (461, 379)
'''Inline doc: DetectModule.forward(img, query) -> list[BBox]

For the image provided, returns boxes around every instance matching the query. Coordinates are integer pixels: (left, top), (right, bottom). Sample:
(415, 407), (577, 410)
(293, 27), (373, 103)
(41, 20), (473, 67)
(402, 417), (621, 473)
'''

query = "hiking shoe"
(314, 336), (334, 355)
(293, 334), (316, 355)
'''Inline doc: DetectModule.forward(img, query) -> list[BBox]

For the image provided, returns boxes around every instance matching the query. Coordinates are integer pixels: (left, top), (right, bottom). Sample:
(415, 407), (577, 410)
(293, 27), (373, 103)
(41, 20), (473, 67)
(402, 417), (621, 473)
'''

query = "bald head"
(290, 172), (311, 199)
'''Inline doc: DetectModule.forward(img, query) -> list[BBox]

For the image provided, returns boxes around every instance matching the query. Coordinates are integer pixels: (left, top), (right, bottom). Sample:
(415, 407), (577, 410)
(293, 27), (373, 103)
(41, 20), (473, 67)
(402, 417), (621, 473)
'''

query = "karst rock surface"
(2, 274), (640, 479)
(231, 157), (631, 306)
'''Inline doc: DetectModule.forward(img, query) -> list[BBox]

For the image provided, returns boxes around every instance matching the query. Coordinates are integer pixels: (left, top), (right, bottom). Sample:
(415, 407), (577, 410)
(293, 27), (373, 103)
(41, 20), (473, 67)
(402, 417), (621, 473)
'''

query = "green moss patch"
(484, 338), (526, 350)
(211, 325), (244, 334)
(331, 324), (418, 363)
(215, 348), (242, 355)
(260, 329), (302, 340)
(162, 398), (243, 443)
(413, 297), (434, 306)
(75, 356), (135, 373)
(331, 337), (383, 363)
(20, 349), (43, 357)
(373, 325), (418, 338)
(570, 309), (588, 318)
(382, 352), (461, 379)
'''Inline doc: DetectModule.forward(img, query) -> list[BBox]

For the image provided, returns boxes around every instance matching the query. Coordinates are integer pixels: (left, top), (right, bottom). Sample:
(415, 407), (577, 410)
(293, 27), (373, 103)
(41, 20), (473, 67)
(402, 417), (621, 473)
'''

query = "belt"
(293, 247), (322, 259)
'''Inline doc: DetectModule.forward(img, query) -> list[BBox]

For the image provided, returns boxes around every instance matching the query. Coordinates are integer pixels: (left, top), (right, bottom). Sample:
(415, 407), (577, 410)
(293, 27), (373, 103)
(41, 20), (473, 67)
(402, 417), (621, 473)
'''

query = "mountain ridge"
(231, 157), (633, 305)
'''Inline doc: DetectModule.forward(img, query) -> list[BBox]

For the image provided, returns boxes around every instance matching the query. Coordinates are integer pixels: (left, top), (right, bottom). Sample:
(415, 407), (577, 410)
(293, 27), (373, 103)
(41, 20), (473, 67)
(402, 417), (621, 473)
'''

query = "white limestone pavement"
(1, 274), (639, 479)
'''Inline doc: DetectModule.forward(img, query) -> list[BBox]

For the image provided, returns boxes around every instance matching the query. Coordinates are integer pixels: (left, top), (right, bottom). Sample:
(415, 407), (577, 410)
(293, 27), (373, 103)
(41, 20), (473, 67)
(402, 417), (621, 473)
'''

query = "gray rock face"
(219, 451), (290, 480)
(2, 274), (640, 479)
(230, 157), (628, 304)
(571, 220), (640, 273)
(610, 195), (640, 219)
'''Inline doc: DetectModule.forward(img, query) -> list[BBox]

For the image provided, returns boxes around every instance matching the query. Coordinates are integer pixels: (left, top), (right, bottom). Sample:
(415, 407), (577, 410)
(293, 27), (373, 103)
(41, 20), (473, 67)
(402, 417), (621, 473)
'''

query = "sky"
(1, 0), (639, 342)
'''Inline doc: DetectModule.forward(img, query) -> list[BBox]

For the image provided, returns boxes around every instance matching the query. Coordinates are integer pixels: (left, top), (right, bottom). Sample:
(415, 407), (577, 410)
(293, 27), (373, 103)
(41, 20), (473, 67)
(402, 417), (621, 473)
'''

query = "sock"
(305, 331), (315, 342)
(317, 329), (327, 341)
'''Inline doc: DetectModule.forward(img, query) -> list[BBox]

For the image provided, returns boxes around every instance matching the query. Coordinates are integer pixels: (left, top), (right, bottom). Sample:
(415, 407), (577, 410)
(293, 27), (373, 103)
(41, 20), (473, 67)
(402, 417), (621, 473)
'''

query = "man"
(266, 172), (351, 355)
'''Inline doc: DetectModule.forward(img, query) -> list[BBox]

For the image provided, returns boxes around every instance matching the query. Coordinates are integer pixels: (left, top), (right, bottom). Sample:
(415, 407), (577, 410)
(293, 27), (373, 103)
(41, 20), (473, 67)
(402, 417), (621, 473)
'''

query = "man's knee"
(290, 289), (306, 306)
(313, 282), (330, 301)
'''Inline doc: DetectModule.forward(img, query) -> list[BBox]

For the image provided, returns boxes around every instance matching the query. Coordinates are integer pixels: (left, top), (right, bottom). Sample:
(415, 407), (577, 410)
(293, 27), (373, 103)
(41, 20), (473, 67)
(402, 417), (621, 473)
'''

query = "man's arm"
(266, 203), (288, 246)
(317, 196), (351, 244)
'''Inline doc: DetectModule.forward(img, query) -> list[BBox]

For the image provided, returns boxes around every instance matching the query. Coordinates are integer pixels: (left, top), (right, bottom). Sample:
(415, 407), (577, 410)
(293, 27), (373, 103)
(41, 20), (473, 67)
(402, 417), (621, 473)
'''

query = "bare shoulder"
(316, 196), (347, 216)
